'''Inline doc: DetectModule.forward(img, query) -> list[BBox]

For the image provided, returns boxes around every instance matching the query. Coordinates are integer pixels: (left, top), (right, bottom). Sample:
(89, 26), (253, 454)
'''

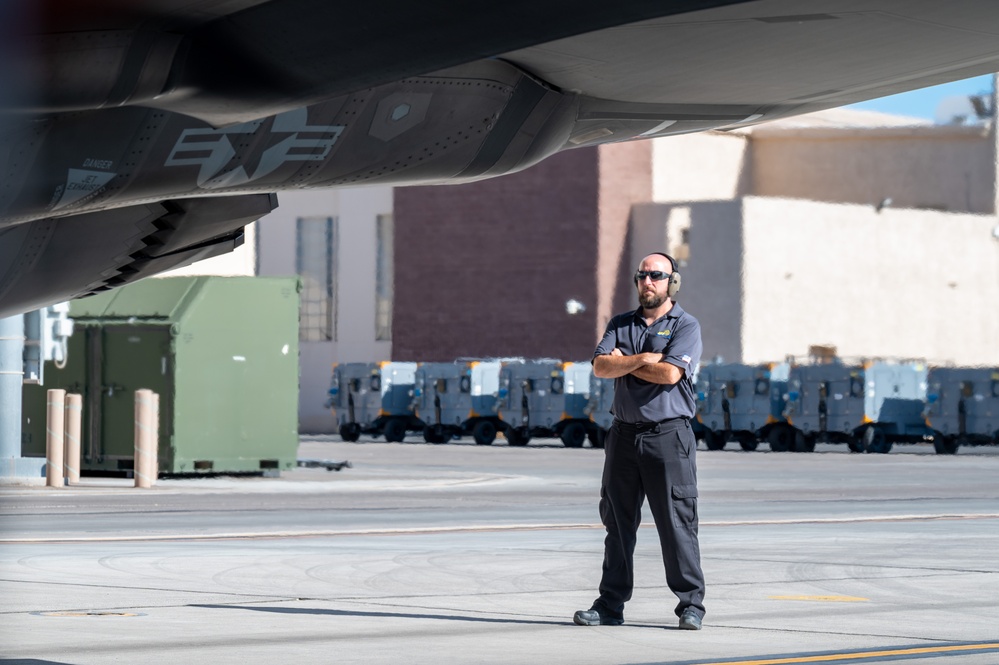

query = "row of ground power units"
(328, 360), (999, 454)
(327, 360), (612, 447)
(694, 362), (999, 454)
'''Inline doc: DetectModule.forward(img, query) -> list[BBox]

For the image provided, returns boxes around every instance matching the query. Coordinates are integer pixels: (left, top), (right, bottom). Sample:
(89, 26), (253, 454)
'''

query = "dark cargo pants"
(593, 418), (705, 620)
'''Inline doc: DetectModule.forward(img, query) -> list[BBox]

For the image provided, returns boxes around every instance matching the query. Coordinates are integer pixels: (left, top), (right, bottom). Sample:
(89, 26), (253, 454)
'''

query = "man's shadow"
(189, 604), (667, 629)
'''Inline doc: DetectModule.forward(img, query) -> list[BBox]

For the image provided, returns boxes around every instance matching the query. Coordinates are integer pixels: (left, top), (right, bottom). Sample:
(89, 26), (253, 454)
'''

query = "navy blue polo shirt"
(593, 302), (702, 423)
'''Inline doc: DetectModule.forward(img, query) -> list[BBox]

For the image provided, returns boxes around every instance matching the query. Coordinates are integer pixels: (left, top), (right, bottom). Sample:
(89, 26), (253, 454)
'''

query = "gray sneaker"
(678, 608), (702, 630)
(573, 608), (624, 626)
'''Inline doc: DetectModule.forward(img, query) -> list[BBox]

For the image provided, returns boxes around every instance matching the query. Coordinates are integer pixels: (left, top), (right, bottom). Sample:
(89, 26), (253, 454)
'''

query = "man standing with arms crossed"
(574, 252), (706, 631)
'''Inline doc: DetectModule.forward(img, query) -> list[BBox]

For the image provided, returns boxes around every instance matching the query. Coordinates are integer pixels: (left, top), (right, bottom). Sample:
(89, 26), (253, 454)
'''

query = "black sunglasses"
(635, 270), (671, 282)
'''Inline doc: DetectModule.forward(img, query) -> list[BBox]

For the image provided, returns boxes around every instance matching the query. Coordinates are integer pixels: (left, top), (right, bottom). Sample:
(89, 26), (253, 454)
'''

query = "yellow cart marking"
(695, 642), (999, 665)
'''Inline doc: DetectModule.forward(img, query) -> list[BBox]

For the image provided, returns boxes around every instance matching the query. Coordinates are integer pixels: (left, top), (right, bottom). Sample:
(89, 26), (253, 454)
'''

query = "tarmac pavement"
(1, 437), (997, 664)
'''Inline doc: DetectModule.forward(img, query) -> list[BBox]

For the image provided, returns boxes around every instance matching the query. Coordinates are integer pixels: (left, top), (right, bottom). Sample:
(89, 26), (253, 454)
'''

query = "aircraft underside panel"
(0, 194), (275, 318)
(0, 61), (578, 228)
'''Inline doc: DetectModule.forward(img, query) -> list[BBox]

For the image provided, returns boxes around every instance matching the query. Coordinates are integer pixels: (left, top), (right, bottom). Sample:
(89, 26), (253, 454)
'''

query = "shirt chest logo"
(656, 329), (671, 337)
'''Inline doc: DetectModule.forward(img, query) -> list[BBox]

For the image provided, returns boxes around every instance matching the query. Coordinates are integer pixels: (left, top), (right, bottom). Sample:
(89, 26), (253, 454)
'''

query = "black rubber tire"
(423, 424), (447, 444)
(587, 427), (606, 449)
(933, 432), (959, 455)
(339, 423), (361, 442)
(506, 426), (530, 447)
(561, 422), (586, 448)
(766, 425), (792, 452)
(738, 434), (759, 452)
(846, 435), (864, 453)
(704, 430), (726, 451)
(863, 425), (892, 454)
(383, 418), (407, 443)
(793, 431), (815, 453)
(472, 420), (497, 446)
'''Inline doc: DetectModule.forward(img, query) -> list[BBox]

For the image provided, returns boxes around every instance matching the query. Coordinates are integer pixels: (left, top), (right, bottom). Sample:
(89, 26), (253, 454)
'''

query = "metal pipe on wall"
(0, 315), (24, 468)
(992, 72), (998, 217)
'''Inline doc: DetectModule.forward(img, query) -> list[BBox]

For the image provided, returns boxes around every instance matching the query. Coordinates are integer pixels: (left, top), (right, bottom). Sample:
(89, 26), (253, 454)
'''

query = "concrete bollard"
(134, 389), (157, 488)
(46, 389), (66, 487)
(150, 392), (159, 484)
(64, 393), (82, 485)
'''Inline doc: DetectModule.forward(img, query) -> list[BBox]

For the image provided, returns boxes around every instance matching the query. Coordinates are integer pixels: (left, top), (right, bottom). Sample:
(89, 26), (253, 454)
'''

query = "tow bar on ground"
(297, 459), (352, 471)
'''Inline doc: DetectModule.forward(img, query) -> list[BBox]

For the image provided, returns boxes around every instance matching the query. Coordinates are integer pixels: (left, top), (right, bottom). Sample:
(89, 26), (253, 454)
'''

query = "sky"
(844, 74), (995, 122)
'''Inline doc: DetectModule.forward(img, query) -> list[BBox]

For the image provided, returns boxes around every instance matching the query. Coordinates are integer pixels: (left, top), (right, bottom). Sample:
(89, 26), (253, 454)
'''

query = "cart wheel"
(862, 424), (891, 453)
(738, 434), (759, 452)
(472, 420), (497, 445)
(766, 425), (793, 452)
(506, 427), (529, 447)
(932, 432), (959, 455)
(383, 418), (407, 443)
(703, 430), (726, 451)
(793, 431), (815, 453)
(846, 435), (864, 453)
(339, 423), (361, 443)
(588, 427), (606, 449)
(560, 422), (586, 448)
(423, 424), (446, 444)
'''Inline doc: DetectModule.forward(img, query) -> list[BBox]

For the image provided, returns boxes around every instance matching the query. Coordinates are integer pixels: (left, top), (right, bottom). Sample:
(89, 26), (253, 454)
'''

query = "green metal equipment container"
(21, 276), (301, 475)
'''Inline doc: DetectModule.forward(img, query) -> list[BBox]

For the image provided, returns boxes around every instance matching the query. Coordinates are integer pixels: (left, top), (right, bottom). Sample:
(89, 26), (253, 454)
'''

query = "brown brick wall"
(393, 141), (653, 362)
(394, 148), (601, 362)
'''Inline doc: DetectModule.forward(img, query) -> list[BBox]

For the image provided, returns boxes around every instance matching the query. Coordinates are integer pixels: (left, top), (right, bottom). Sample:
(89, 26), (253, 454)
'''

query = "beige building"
(651, 108), (996, 213)
(634, 197), (999, 366)
(638, 108), (999, 367)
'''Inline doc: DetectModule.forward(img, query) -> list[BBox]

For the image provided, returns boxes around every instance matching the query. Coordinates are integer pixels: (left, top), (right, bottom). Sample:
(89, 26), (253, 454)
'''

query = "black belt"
(613, 417), (688, 434)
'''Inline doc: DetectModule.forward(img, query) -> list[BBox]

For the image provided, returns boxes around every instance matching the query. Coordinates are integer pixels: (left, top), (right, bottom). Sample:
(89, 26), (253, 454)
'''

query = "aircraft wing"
(2, 0), (999, 316)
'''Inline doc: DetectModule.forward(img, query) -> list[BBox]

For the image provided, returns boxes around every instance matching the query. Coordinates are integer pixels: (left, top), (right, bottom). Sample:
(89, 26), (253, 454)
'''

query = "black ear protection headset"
(634, 252), (681, 298)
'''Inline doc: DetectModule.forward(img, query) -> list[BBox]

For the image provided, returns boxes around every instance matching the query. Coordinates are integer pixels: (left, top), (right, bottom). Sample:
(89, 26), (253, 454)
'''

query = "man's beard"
(639, 290), (667, 309)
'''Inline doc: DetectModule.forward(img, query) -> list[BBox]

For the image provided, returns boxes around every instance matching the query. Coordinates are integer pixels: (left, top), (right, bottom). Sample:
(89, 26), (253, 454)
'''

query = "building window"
(296, 216), (337, 341)
(375, 214), (393, 341)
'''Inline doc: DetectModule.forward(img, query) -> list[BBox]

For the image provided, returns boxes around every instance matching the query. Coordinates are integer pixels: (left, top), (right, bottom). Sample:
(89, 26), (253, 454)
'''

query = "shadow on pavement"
(189, 603), (670, 629)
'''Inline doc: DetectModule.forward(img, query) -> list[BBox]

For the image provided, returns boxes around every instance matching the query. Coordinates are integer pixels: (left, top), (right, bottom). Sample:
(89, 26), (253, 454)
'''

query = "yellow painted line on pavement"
(694, 642), (999, 665)
(768, 595), (868, 602)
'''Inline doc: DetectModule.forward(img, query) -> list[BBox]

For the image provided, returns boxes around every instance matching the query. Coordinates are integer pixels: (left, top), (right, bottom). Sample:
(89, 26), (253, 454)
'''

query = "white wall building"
(636, 108), (999, 367)
(253, 187), (394, 433)
(635, 197), (999, 366)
